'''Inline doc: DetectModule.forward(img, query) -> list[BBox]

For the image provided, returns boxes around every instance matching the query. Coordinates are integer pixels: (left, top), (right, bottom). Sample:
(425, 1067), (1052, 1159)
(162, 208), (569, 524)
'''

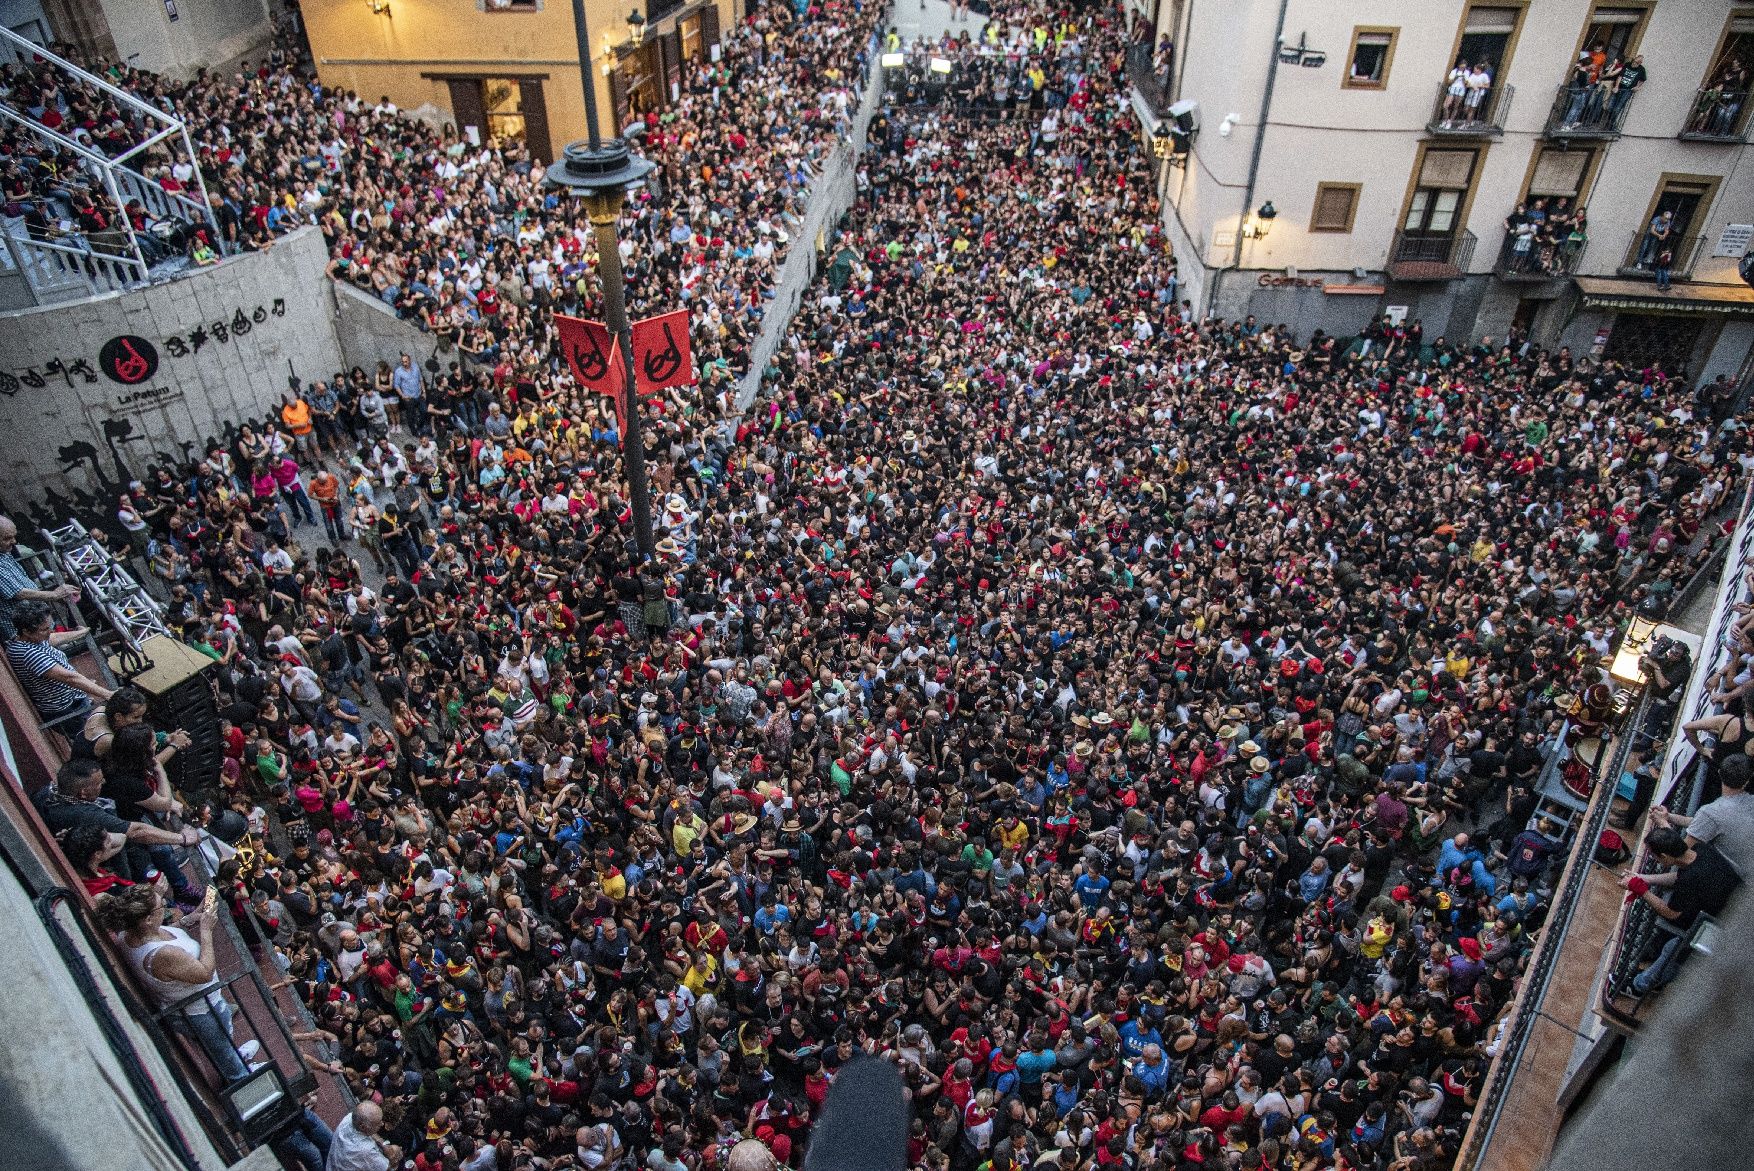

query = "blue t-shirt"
(1116, 1020), (1162, 1060)
(1073, 872), (1111, 910)
(1015, 1048), (1057, 1087)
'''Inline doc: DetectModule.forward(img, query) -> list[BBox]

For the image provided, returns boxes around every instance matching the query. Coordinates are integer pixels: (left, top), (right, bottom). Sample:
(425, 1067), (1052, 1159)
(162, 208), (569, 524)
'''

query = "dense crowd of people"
(3, 3), (1752, 1171)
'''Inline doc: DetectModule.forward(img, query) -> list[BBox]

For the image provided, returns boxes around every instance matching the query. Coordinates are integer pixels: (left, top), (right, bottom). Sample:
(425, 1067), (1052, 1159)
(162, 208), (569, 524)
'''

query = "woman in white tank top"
(97, 884), (256, 1082)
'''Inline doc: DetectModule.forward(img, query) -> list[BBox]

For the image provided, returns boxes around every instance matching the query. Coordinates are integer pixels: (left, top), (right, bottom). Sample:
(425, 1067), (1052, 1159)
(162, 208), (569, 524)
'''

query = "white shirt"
(327, 1116), (389, 1171)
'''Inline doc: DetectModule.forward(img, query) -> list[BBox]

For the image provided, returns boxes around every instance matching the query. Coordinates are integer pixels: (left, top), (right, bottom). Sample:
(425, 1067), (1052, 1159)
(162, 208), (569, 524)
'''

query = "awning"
(1574, 276), (1754, 316)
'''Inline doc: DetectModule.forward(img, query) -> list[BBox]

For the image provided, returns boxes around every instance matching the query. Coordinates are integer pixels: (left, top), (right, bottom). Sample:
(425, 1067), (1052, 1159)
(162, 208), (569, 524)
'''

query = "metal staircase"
(0, 27), (220, 307)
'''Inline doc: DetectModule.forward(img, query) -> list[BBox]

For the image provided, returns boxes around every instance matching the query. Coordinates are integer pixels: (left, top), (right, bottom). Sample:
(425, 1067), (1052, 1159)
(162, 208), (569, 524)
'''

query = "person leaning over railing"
(1650, 753), (1754, 879)
(0, 514), (81, 640)
(1620, 826), (1742, 995)
(95, 881), (264, 1084)
(3, 599), (112, 731)
(34, 756), (204, 907)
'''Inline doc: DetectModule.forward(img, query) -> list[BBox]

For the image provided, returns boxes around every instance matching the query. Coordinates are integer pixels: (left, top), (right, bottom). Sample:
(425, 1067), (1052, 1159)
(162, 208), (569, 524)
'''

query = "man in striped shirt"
(0, 515), (81, 640)
(4, 600), (113, 727)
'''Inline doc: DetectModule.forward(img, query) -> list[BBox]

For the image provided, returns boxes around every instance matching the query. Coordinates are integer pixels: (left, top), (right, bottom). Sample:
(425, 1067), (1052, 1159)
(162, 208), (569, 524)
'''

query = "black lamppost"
(549, 0), (656, 561)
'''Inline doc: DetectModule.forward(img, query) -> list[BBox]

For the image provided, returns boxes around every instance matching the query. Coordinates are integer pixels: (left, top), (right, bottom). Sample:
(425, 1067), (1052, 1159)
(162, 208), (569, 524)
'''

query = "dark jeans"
(273, 1109), (335, 1171)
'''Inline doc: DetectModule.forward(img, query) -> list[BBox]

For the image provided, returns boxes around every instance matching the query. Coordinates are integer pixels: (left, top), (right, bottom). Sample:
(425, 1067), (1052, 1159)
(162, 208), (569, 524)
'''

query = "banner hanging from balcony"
(630, 309), (696, 392)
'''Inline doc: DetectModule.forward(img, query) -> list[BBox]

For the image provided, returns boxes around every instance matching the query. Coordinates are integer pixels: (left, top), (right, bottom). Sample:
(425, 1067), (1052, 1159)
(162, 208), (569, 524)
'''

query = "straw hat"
(1249, 756), (1272, 774)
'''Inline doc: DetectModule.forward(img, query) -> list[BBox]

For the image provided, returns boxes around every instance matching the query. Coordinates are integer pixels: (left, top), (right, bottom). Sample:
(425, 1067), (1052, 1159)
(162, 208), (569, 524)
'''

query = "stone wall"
(332, 279), (440, 377)
(0, 226), (344, 525)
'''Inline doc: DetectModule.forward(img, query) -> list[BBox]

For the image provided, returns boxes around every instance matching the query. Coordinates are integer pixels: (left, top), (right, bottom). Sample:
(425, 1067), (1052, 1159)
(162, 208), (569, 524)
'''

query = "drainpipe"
(1209, 0), (1290, 319)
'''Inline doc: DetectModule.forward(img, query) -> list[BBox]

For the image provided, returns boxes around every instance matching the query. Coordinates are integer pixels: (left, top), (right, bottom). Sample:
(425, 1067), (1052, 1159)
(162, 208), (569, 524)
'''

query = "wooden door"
(446, 78), (488, 145)
(519, 79), (552, 164)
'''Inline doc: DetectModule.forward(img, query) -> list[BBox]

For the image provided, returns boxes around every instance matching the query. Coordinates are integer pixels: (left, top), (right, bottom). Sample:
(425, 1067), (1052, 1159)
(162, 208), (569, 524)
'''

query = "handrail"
(1427, 77), (1514, 134)
(1599, 755), (1710, 1014)
(1544, 80), (1632, 136)
(1493, 228), (1586, 279)
(34, 889), (206, 1171)
(1681, 88), (1750, 140)
(1456, 691), (1648, 1168)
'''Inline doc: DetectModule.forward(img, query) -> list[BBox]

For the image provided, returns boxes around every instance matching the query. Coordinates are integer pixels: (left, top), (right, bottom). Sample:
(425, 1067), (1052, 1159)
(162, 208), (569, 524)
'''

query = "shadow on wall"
(1546, 890), (1754, 1171)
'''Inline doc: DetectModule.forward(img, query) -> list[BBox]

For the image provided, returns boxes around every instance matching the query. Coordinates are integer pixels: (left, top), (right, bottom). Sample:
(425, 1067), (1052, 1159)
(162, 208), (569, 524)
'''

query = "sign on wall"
(1715, 224), (1754, 258)
(0, 228), (344, 528)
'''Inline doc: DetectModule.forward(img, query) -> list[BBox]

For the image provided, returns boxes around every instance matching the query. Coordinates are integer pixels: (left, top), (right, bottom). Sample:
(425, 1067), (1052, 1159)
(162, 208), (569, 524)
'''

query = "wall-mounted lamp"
(1151, 123), (1173, 160)
(627, 8), (645, 47)
(1244, 201), (1276, 239)
(365, 0), (390, 15)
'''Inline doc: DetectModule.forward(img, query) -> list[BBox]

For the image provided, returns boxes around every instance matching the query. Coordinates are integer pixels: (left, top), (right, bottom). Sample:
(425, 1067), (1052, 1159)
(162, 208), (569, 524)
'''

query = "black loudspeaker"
(112, 635), (224, 796)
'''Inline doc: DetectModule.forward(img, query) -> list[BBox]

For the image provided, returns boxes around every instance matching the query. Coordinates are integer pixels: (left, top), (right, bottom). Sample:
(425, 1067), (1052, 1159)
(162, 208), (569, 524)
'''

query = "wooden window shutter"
(609, 68), (630, 131)
(700, 2), (720, 50)
(518, 79), (551, 164)
(1312, 185), (1357, 231)
(1419, 149), (1475, 189)
(1527, 149), (1588, 197)
(446, 79), (488, 143)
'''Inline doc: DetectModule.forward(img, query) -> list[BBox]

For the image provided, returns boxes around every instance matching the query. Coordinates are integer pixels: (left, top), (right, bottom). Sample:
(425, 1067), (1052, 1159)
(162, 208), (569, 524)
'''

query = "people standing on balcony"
(0, 515), (82, 641)
(1442, 57), (1470, 126)
(1622, 827), (1741, 995)
(1638, 208), (1675, 269)
(35, 756), (204, 905)
(98, 883), (262, 1083)
(1650, 753), (1754, 879)
(1610, 54), (1646, 126)
(1464, 60), (1495, 124)
(1561, 47), (1603, 130)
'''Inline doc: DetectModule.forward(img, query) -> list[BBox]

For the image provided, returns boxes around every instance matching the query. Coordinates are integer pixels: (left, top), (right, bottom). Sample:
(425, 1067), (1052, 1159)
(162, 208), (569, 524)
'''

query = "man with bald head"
(0, 515), (80, 640)
(327, 1101), (399, 1171)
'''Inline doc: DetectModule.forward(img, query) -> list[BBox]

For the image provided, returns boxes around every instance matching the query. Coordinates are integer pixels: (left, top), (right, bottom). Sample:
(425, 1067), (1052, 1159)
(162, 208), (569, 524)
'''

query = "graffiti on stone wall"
(0, 298), (295, 532)
(0, 299), (287, 397)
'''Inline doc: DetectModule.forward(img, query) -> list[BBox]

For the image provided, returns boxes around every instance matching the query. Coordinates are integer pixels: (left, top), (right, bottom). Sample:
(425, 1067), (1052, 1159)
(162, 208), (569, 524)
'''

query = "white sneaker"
(239, 1040), (262, 1062)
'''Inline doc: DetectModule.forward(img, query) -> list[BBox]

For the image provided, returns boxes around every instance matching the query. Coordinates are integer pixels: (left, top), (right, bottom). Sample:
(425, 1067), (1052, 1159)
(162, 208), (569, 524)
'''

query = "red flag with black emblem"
(629, 308), (696, 392)
(555, 314), (631, 443)
(555, 315), (624, 396)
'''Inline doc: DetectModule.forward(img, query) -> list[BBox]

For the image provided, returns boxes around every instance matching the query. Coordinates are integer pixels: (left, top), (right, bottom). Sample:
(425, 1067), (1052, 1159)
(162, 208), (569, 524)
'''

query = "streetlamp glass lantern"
(1255, 200), (1276, 238)
(627, 8), (645, 46)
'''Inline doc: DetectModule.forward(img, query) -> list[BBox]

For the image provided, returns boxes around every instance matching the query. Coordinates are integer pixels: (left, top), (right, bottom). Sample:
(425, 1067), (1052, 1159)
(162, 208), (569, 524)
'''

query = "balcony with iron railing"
(1494, 229), (1587, 281)
(0, 525), (337, 1161)
(1126, 41), (1173, 120)
(1426, 78), (1513, 136)
(1617, 230), (1705, 282)
(1544, 80), (1635, 138)
(1679, 88), (1750, 142)
(1386, 228), (1476, 281)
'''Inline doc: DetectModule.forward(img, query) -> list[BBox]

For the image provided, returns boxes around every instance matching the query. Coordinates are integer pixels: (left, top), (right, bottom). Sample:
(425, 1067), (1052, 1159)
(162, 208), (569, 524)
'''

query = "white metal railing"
(0, 225), (148, 302)
(0, 25), (219, 306)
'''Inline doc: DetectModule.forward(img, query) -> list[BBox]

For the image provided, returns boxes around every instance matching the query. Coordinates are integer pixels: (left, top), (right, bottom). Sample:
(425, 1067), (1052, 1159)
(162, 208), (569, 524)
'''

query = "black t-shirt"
(32, 788), (131, 837)
(102, 765), (158, 823)
(1670, 842), (1742, 928)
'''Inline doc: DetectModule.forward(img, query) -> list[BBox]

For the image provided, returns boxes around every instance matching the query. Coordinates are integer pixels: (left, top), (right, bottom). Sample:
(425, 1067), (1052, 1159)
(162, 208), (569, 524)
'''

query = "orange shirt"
(281, 398), (313, 435)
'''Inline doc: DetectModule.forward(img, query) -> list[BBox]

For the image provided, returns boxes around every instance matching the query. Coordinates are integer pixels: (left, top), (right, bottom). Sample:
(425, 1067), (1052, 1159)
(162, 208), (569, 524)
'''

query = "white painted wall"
(96, 0), (272, 77)
(1167, 0), (1753, 291)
